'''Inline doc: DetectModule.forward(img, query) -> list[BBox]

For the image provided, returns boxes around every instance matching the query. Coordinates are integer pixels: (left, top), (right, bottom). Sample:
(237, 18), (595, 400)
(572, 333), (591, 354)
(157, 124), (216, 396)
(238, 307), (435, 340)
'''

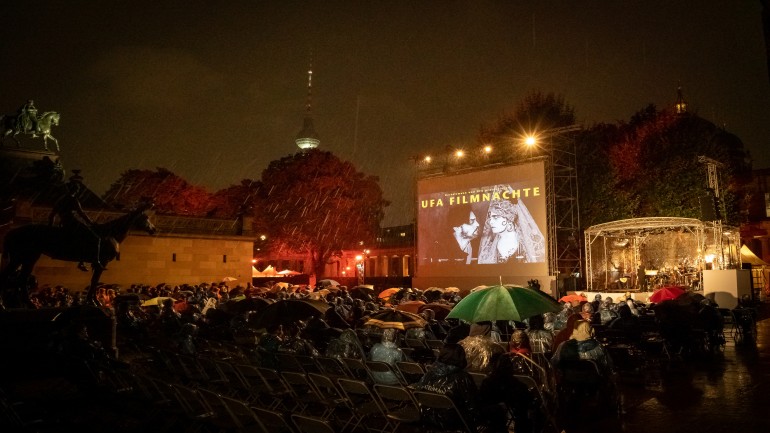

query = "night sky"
(2, 1), (768, 226)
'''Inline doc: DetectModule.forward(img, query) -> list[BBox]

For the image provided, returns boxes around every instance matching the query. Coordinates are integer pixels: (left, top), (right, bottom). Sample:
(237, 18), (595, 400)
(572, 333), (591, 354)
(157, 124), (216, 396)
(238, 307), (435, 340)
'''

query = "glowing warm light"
(341, 271), (346, 275)
(705, 254), (715, 263)
(259, 234), (267, 241)
(455, 149), (464, 158)
(355, 255), (363, 261)
(483, 145), (492, 153)
(525, 136), (537, 146)
(251, 259), (257, 263)
(364, 249), (370, 254)
(345, 266), (351, 270)
(424, 155), (432, 163)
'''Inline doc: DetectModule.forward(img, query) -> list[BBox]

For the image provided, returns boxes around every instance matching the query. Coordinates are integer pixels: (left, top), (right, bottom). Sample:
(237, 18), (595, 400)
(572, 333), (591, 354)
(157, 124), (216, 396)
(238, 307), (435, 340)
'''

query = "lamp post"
(355, 250), (369, 286)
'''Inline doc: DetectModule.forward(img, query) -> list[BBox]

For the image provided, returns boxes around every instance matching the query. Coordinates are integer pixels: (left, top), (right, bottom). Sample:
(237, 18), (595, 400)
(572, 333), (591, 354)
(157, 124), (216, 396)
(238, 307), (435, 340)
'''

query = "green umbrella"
(446, 284), (561, 323)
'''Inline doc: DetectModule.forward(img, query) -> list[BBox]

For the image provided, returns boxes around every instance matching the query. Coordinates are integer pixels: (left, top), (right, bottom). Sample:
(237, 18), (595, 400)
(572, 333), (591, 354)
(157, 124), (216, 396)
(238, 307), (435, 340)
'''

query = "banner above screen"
(416, 160), (549, 278)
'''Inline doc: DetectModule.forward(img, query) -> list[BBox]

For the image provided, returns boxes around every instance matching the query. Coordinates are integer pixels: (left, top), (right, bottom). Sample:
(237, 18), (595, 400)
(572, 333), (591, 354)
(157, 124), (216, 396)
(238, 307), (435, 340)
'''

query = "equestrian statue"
(0, 177), (156, 308)
(1, 100), (61, 152)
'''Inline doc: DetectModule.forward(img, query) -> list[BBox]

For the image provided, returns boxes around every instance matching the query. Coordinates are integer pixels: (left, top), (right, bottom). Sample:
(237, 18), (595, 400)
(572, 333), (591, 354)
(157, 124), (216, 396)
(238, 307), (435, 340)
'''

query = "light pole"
(355, 249), (369, 286)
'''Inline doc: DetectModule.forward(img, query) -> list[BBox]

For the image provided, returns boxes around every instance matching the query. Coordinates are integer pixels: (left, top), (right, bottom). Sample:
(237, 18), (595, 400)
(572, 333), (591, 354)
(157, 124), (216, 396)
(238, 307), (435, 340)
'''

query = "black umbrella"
(226, 297), (273, 314)
(251, 299), (331, 329)
(350, 285), (375, 300)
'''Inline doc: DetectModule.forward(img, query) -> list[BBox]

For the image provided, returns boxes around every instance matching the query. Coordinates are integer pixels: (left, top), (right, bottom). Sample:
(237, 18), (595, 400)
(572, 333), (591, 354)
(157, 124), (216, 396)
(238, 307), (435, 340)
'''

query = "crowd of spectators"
(6, 280), (760, 433)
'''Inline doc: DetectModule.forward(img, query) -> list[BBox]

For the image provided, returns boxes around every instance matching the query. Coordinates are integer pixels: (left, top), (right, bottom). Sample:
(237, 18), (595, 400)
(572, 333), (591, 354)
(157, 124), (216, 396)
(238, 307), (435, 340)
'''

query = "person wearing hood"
(458, 322), (506, 373)
(325, 329), (366, 360)
(412, 344), (477, 431)
(551, 320), (614, 374)
(369, 328), (406, 385)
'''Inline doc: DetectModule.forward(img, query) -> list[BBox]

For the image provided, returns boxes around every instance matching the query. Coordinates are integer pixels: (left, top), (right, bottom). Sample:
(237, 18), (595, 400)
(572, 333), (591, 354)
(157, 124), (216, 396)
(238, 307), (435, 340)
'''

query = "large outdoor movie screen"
(417, 161), (549, 278)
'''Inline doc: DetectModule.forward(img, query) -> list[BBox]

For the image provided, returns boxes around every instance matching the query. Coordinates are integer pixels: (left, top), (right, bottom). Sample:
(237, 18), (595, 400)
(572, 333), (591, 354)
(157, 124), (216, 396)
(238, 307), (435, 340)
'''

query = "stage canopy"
(584, 217), (739, 292)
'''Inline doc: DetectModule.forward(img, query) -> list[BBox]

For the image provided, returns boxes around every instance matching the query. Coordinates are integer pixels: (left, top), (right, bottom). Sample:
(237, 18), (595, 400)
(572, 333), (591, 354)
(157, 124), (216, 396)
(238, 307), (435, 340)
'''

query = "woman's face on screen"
(487, 210), (508, 234)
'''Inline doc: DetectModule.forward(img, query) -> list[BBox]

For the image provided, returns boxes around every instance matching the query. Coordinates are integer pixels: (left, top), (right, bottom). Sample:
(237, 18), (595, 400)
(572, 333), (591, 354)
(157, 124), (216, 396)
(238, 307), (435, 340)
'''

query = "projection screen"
(416, 160), (549, 279)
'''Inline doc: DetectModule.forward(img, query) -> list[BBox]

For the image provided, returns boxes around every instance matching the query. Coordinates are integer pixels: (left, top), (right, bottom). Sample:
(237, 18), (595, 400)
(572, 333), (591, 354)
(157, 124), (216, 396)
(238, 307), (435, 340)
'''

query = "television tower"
(295, 59), (320, 151)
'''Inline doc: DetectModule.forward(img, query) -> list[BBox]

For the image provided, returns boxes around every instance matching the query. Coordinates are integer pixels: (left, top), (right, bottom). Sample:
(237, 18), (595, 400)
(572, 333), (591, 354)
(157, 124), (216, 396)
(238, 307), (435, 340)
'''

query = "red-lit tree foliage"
(207, 179), (263, 219)
(577, 105), (751, 227)
(258, 149), (388, 281)
(102, 167), (212, 216)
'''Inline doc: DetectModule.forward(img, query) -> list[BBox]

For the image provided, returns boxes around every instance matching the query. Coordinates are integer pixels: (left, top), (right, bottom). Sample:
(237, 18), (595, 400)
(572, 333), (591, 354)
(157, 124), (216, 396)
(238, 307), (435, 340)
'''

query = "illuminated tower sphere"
(295, 64), (320, 150)
(675, 84), (688, 115)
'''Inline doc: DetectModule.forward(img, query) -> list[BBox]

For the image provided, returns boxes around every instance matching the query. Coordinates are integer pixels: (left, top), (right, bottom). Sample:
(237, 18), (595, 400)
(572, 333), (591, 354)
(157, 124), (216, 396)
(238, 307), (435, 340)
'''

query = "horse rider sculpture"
(48, 173), (103, 271)
(17, 99), (39, 136)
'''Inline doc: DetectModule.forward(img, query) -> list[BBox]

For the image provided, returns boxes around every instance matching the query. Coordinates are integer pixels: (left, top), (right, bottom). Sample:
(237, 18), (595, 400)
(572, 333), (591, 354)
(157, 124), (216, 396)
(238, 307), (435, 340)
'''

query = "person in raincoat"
(411, 344), (478, 431)
(325, 329), (366, 360)
(458, 322), (506, 373)
(368, 328), (405, 385)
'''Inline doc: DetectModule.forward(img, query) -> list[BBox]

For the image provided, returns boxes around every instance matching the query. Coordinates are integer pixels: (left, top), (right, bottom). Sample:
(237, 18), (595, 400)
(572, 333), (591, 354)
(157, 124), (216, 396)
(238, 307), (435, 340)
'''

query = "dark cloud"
(1, 1), (768, 226)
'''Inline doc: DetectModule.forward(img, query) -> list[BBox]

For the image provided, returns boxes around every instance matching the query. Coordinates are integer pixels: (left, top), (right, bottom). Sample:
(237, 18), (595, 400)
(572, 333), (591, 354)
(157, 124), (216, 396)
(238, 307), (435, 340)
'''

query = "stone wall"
(32, 232), (253, 290)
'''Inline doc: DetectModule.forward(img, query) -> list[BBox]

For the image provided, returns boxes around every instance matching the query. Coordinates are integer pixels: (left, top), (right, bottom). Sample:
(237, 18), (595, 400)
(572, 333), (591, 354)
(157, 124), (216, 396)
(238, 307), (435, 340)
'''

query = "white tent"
(740, 244), (769, 266)
(252, 265), (279, 278)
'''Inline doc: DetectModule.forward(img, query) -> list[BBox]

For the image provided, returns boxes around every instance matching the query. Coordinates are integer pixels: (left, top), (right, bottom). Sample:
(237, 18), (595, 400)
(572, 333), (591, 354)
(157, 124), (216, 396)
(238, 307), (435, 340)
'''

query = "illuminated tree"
(577, 105), (751, 227)
(103, 167), (212, 215)
(258, 149), (388, 281)
(208, 179), (263, 219)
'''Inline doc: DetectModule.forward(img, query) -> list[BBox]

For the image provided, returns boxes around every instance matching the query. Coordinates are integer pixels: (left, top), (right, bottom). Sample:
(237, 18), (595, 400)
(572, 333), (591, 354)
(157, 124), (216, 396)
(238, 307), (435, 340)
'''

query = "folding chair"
(372, 384), (421, 433)
(233, 363), (272, 406)
(411, 390), (475, 433)
(197, 387), (240, 432)
(276, 352), (308, 373)
(337, 378), (391, 433)
(314, 356), (351, 379)
(307, 372), (355, 429)
(342, 357), (375, 383)
(220, 395), (267, 433)
(281, 371), (329, 416)
(395, 361), (426, 385)
(256, 367), (293, 410)
(253, 406), (298, 433)
(291, 413), (336, 433)
(169, 383), (216, 431)
(468, 371), (487, 389)
(366, 360), (407, 385)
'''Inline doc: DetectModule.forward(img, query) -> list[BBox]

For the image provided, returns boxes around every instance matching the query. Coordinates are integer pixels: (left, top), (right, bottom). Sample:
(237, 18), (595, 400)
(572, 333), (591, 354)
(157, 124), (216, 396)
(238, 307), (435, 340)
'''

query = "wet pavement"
(2, 303), (769, 433)
(576, 303), (770, 433)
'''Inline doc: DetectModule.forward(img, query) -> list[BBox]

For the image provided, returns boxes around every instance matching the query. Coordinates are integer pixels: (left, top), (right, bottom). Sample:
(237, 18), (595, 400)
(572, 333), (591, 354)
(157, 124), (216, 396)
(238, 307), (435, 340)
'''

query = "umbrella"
(350, 285), (375, 300)
(559, 294), (588, 303)
(378, 288), (401, 300)
(649, 286), (687, 303)
(418, 303), (453, 320)
(228, 297), (273, 314)
(251, 299), (331, 328)
(318, 279), (340, 287)
(396, 300), (426, 314)
(364, 309), (427, 331)
(447, 284), (561, 323)
(141, 297), (176, 307)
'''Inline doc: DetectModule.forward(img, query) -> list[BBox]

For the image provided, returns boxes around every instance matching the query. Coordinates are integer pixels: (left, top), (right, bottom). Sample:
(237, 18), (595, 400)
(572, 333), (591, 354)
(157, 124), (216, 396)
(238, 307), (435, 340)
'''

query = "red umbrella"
(559, 294), (587, 303)
(649, 286), (686, 303)
(418, 303), (453, 320)
(396, 300), (425, 313)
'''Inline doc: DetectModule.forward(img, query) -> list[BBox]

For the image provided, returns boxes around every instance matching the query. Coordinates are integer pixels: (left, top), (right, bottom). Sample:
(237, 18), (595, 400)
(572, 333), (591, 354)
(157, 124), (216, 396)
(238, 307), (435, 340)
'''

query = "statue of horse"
(0, 200), (156, 308)
(0, 111), (61, 152)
